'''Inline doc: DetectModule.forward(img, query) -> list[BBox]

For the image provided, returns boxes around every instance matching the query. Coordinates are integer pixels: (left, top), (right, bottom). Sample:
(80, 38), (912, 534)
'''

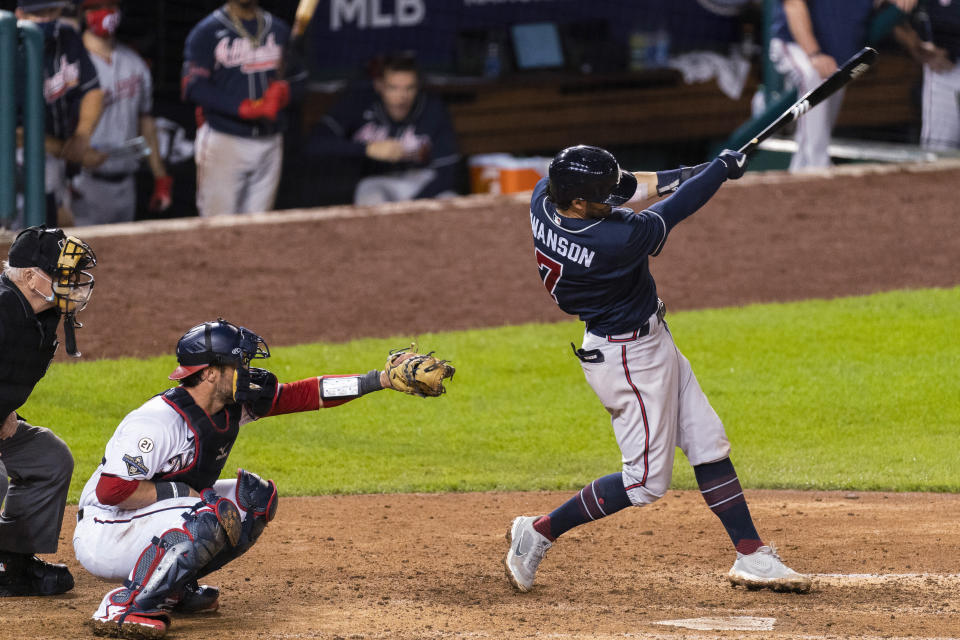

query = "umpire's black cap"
(548, 145), (637, 207)
(7, 226), (66, 276)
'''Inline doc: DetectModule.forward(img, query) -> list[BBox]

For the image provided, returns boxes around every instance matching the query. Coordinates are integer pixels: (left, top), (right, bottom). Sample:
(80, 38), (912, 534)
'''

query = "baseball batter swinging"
(73, 320), (451, 638)
(504, 145), (811, 594)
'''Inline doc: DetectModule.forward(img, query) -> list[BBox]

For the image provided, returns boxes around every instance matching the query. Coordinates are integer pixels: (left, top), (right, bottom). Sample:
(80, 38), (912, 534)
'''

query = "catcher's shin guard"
(113, 492), (241, 619)
(197, 469), (278, 578)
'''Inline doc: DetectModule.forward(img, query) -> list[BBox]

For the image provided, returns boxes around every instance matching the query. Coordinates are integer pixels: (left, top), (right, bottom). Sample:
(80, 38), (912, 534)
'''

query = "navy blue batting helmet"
(169, 319), (269, 380)
(547, 145), (637, 207)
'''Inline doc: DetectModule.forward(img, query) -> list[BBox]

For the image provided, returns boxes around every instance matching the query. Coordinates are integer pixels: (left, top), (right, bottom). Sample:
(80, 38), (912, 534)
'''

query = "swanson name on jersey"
(530, 214), (596, 268)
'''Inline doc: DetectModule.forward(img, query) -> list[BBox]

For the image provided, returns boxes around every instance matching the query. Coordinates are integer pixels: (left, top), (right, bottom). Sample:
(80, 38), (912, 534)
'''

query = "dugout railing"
(0, 10), (45, 229)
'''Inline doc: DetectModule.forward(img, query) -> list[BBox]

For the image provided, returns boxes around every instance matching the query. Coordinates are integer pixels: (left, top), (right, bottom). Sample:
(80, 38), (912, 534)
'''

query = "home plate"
(654, 616), (776, 631)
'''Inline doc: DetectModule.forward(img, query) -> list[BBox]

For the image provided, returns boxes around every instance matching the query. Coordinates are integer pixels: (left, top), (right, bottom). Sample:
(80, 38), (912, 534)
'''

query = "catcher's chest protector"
(159, 388), (241, 490)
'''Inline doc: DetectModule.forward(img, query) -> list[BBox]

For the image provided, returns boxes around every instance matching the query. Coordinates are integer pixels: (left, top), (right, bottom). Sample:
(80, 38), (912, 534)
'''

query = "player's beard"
(215, 369), (239, 407)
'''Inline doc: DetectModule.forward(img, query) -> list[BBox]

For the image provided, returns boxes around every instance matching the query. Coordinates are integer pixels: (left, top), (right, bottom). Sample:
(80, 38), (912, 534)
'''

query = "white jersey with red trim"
(77, 394), (257, 511)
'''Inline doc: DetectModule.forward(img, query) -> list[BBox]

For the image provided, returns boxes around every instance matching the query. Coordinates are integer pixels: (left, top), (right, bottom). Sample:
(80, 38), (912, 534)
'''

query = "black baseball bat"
(739, 47), (879, 156)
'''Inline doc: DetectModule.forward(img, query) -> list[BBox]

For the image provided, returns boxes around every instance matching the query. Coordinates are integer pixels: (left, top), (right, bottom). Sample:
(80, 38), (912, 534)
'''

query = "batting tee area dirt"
(2, 163), (960, 639)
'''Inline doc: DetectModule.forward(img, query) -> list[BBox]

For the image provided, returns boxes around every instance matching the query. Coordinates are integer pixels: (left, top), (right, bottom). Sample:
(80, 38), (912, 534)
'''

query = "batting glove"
(149, 175), (173, 212)
(238, 98), (267, 121)
(717, 149), (748, 180)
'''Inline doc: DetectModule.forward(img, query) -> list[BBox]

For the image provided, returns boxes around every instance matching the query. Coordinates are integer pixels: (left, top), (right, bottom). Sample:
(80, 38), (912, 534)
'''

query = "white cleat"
(504, 515), (553, 592)
(728, 544), (812, 593)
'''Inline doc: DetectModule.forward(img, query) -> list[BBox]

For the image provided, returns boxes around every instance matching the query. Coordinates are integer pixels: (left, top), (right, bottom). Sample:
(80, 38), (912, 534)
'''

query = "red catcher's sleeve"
(268, 378), (321, 415)
(96, 474), (140, 505)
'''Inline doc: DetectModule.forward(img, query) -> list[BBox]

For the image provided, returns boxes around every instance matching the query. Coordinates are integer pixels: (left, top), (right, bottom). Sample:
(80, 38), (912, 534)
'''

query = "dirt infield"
(6, 492), (960, 639)
(1, 163), (959, 639)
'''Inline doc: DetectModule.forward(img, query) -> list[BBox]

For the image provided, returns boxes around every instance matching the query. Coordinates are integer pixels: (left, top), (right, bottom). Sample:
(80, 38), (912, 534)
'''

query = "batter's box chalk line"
(813, 572), (960, 586)
(653, 616), (776, 631)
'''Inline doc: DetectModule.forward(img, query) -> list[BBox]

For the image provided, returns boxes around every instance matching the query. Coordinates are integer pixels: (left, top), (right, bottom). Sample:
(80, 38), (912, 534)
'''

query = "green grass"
(19, 286), (960, 501)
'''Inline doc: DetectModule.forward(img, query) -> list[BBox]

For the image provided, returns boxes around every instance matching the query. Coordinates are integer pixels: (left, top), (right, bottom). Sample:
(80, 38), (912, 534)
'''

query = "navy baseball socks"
(531, 464), (762, 550)
(508, 463), (810, 593)
(533, 473), (632, 541)
(506, 474), (630, 592)
(693, 458), (762, 554)
(696, 458), (812, 592)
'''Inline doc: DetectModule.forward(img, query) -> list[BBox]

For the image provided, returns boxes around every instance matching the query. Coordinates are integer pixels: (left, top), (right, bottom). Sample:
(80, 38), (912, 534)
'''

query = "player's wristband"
(656, 163), (710, 196)
(155, 481), (192, 501)
(319, 370), (383, 404)
(808, 49), (823, 59)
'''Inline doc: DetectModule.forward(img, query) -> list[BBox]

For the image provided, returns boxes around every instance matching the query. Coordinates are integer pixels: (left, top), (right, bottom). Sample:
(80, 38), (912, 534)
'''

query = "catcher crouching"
(73, 320), (453, 639)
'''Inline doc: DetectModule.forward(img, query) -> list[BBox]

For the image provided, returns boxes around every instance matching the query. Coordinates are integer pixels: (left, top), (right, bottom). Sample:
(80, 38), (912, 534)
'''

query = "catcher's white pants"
(579, 309), (730, 506)
(769, 38), (846, 171)
(73, 478), (243, 581)
(194, 123), (282, 216)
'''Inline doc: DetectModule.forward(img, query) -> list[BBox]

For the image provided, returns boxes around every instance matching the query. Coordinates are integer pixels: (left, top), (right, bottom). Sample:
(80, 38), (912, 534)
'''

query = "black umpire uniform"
(0, 227), (78, 596)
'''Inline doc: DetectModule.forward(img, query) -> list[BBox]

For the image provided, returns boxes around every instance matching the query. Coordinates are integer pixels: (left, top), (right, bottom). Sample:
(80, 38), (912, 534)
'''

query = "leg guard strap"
(123, 499), (238, 612)
(196, 470), (279, 579)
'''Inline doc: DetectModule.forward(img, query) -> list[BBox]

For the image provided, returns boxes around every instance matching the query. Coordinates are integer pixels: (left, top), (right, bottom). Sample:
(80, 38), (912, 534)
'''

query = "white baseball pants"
(73, 478), (244, 581)
(194, 124), (282, 216)
(769, 38), (846, 171)
(578, 309), (731, 506)
(922, 62), (960, 151)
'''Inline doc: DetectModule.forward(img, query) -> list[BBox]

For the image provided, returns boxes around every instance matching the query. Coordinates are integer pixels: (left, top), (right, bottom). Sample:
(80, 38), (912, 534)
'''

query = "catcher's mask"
(8, 225), (96, 357)
(547, 145), (637, 207)
(169, 319), (270, 402)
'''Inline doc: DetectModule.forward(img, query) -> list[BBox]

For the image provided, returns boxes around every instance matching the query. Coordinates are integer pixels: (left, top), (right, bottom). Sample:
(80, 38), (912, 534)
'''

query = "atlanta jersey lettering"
(182, 7), (305, 137)
(37, 23), (99, 141)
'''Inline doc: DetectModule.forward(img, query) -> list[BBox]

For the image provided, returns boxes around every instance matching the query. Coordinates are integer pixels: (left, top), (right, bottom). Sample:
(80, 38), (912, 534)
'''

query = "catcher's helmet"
(547, 145), (637, 207)
(169, 319), (269, 380)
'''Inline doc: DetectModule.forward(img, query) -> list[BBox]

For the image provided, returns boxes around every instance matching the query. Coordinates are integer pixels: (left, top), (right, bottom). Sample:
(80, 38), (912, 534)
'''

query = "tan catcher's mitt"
(385, 344), (455, 397)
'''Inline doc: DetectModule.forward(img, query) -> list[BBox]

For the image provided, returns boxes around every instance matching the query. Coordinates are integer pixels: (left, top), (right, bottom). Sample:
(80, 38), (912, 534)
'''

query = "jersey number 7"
(535, 249), (563, 303)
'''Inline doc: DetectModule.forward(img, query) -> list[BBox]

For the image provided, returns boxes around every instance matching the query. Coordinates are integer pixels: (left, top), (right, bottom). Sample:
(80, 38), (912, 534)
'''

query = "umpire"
(0, 226), (96, 597)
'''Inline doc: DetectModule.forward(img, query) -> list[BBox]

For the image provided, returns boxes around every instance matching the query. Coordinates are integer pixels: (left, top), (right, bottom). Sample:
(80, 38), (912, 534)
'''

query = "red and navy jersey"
(771, 0), (874, 63)
(181, 7), (306, 137)
(29, 22), (100, 141)
(529, 159), (729, 336)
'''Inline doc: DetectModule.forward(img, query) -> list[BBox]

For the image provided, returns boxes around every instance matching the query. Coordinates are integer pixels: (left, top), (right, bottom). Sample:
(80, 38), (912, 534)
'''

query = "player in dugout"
(306, 51), (461, 206)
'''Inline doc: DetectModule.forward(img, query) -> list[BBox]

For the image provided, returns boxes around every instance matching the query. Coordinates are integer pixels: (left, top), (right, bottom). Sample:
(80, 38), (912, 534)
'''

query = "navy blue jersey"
(771, 0), (873, 62)
(308, 85), (460, 198)
(529, 159), (729, 336)
(31, 22), (99, 140)
(182, 7), (306, 137)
